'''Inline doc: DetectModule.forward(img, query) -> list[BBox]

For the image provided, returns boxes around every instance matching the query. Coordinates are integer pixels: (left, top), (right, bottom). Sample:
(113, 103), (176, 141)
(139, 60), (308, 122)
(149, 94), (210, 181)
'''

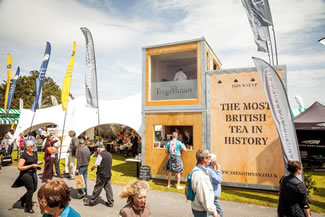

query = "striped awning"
(0, 109), (21, 125)
(0, 118), (19, 125)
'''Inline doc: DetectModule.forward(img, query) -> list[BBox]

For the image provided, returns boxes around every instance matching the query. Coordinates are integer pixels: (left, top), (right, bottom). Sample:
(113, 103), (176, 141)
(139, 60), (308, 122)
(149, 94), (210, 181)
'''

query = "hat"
(210, 154), (217, 162)
(196, 149), (211, 159)
(25, 140), (34, 147)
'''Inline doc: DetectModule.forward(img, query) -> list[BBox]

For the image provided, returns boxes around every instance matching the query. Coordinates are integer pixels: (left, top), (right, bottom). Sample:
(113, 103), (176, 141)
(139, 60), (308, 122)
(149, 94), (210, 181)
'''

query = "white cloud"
(0, 0), (324, 108)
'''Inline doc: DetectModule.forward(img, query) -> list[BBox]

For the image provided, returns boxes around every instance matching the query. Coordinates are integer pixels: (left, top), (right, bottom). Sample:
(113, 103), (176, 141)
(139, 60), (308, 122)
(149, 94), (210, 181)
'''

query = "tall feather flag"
(319, 37), (325, 46)
(50, 95), (58, 106)
(81, 27), (98, 108)
(252, 57), (302, 180)
(4, 54), (13, 114)
(241, 0), (273, 53)
(61, 41), (76, 111)
(19, 98), (24, 110)
(6, 66), (20, 112)
(31, 42), (51, 112)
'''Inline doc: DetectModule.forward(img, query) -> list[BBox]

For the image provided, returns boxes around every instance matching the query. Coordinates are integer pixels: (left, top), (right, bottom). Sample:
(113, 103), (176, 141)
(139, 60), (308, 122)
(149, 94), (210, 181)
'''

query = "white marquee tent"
(14, 94), (143, 158)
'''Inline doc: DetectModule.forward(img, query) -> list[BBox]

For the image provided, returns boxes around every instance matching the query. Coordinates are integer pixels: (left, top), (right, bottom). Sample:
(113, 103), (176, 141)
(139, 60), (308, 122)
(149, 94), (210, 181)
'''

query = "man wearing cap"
(191, 149), (219, 217)
(84, 143), (114, 207)
(68, 130), (78, 179)
(75, 138), (91, 199)
(207, 154), (223, 217)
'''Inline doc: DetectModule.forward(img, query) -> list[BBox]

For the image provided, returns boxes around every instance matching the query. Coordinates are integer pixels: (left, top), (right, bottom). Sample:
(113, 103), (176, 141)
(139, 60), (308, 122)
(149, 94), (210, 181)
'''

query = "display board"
(209, 68), (286, 190)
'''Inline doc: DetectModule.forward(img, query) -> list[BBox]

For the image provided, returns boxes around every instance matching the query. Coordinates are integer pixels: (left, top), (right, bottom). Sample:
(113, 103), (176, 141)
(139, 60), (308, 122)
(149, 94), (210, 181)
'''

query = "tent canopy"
(14, 94), (142, 153)
(0, 108), (21, 125)
(294, 101), (325, 130)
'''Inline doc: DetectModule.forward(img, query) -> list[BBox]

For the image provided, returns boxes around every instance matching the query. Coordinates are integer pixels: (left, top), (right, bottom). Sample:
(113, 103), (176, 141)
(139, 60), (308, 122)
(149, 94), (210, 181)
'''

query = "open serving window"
(150, 50), (198, 101)
(154, 125), (193, 150)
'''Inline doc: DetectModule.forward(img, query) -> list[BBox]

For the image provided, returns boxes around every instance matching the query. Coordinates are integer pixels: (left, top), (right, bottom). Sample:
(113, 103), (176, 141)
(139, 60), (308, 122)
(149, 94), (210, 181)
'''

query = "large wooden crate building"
(141, 37), (286, 190)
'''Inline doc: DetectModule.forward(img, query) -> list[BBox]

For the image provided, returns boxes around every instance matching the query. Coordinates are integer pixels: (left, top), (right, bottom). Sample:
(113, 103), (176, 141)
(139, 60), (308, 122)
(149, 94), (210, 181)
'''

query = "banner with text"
(209, 67), (286, 189)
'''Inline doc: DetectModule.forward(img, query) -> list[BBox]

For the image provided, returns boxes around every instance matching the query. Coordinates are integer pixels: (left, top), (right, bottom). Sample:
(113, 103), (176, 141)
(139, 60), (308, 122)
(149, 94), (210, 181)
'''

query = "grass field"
(9, 150), (325, 213)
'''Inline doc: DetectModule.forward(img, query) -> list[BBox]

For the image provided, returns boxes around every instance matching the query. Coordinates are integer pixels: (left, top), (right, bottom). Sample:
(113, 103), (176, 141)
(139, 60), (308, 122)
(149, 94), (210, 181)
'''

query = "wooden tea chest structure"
(141, 37), (287, 190)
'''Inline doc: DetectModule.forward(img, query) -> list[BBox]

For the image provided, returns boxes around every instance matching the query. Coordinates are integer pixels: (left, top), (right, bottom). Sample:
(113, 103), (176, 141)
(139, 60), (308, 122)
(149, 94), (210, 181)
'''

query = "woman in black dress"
(278, 161), (311, 217)
(12, 140), (39, 213)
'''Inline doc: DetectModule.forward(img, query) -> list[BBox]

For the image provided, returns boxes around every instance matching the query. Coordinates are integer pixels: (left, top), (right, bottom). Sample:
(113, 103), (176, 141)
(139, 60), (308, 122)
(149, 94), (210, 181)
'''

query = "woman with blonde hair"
(119, 180), (151, 217)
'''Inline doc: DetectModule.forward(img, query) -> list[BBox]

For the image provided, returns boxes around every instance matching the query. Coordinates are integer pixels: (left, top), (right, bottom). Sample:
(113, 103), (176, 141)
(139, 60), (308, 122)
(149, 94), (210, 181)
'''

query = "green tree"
(0, 70), (73, 109)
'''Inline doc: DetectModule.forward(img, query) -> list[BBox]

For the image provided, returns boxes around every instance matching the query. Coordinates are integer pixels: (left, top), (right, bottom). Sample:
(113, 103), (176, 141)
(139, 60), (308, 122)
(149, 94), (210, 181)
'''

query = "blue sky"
(0, 0), (324, 109)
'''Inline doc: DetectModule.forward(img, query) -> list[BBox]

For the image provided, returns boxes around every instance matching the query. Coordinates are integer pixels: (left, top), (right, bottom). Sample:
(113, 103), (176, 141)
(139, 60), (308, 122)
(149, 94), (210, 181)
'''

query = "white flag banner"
(319, 37), (325, 46)
(19, 98), (24, 110)
(81, 27), (98, 108)
(252, 57), (302, 180)
(242, 0), (272, 53)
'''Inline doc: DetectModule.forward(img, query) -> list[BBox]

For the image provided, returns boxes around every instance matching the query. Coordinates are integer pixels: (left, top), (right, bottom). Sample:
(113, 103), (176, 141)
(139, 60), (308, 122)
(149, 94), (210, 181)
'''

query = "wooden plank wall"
(144, 112), (203, 178)
(209, 70), (285, 187)
(145, 42), (202, 106)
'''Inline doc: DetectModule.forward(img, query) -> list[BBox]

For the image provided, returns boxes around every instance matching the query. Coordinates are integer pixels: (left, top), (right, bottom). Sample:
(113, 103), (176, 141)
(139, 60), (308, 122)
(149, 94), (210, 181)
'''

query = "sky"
(0, 0), (324, 109)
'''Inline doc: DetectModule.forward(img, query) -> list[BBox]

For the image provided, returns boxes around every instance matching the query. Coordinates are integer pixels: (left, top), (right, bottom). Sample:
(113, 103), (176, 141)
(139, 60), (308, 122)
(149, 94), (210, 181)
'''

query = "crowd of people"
(0, 126), (312, 217)
(4, 127), (150, 217)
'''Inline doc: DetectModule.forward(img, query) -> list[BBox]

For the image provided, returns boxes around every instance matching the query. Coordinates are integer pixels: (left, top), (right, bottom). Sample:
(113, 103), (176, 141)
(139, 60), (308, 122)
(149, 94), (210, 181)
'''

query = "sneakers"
(77, 193), (86, 199)
(83, 198), (94, 206)
(176, 185), (184, 190)
(105, 202), (113, 207)
(167, 185), (170, 188)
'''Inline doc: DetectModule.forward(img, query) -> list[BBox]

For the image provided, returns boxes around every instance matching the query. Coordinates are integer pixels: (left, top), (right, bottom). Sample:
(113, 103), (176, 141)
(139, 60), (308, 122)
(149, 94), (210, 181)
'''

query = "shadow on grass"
(223, 188), (278, 205)
(310, 187), (325, 212)
(111, 153), (137, 177)
(313, 187), (325, 197)
(111, 161), (137, 177)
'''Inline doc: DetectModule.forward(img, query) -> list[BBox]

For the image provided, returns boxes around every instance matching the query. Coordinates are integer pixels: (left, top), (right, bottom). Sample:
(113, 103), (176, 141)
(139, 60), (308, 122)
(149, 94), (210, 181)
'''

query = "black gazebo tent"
(294, 101), (325, 168)
(294, 101), (325, 130)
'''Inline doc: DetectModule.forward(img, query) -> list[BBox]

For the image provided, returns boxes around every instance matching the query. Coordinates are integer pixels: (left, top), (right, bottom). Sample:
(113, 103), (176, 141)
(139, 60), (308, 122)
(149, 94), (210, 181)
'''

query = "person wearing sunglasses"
(12, 140), (39, 213)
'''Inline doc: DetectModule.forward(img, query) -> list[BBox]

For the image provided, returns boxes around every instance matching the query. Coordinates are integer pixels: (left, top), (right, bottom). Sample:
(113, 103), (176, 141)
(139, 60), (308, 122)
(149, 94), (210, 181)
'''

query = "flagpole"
(95, 70), (100, 133)
(29, 112), (36, 133)
(58, 110), (67, 168)
(268, 36), (274, 65)
(267, 3), (279, 65)
(271, 25), (278, 65)
(266, 41), (272, 65)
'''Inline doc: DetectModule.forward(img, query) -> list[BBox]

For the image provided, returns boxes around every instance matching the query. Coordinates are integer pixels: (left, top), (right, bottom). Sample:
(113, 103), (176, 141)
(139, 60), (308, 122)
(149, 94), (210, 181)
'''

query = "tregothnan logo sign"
(151, 80), (197, 100)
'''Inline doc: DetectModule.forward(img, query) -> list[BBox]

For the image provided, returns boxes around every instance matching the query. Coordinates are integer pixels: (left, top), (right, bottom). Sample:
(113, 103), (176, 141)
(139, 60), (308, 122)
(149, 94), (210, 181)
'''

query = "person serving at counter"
(163, 132), (187, 189)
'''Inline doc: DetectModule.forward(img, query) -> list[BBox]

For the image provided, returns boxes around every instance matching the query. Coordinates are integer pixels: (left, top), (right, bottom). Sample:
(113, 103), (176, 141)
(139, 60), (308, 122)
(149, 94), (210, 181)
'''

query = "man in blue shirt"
(164, 132), (186, 189)
(207, 154), (223, 217)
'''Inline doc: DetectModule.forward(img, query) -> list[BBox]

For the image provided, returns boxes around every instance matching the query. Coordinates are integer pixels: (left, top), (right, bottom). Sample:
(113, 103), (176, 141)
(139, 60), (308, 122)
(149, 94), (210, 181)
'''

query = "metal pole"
(95, 67), (100, 138)
(58, 110), (67, 163)
(266, 41), (272, 65)
(271, 25), (278, 65)
(269, 38), (274, 66)
(28, 112), (36, 133)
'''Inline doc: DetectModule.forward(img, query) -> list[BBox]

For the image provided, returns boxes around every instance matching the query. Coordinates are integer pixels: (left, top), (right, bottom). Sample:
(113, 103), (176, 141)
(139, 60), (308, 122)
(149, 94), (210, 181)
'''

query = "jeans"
(78, 166), (88, 194)
(192, 209), (208, 217)
(214, 197), (223, 217)
(54, 154), (61, 176)
(8, 144), (13, 156)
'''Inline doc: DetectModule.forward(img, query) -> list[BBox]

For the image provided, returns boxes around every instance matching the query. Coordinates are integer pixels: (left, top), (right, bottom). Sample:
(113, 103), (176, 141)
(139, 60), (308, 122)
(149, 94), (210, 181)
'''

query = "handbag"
(47, 147), (58, 154)
(74, 175), (86, 189)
